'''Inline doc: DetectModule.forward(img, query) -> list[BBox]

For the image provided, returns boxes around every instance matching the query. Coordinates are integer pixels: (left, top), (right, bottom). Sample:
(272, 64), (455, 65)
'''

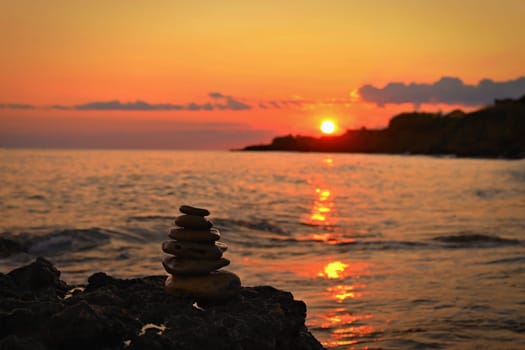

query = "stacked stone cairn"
(162, 205), (241, 301)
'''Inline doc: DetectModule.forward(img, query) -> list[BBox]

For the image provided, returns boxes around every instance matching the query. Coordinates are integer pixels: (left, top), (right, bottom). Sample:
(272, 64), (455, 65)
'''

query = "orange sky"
(1, 0), (525, 149)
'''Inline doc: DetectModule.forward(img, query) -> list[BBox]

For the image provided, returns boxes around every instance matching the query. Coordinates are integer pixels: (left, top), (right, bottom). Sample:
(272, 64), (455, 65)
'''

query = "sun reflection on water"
(303, 156), (337, 227)
(323, 157), (334, 167)
(298, 156), (377, 348)
(238, 256), (374, 348)
(327, 284), (365, 303)
(309, 311), (377, 349)
(318, 261), (348, 279)
(308, 187), (334, 225)
(311, 259), (375, 348)
(303, 232), (356, 244)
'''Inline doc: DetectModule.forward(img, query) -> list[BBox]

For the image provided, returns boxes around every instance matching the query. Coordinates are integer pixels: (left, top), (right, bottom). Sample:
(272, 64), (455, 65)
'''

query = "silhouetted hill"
(242, 95), (525, 158)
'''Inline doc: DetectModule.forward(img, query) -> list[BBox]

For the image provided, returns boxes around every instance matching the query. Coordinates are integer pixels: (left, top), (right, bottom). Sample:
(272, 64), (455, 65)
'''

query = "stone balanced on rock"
(162, 205), (241, 301)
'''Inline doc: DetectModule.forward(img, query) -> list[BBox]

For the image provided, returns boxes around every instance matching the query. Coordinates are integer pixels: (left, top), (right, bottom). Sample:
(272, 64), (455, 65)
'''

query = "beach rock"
(180, 205), (210, 217)
(162, 240), (227, 260)
(6, 256), (68, 299)
(0, 335), (46, 350)
(165, 270), (241, 300)
(163, 256), (230, 275)
(43, 300), (133, 349)
(168, 227), (220, 241)
(175, 214), (213, 230)
(0, 259), (324, 350)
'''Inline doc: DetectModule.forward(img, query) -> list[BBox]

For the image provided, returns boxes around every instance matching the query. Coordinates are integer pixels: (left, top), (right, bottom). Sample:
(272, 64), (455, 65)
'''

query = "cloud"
(50, 104), (72, 110)
(279, 98), (312, 107)
(185, 102), (214, 111)
(4, 78), (525, 114)
(208, 92), (227, 99)
(0, 103), (35, 109)
(48, 93), (252, 111)
(358, 76), (525, 107)
(72, 100), (184, 111)
(218, 97), (251, 111)
(269, 101), (281, 109)
(0, 92), (272, 112)
(207, 92), (252, 110)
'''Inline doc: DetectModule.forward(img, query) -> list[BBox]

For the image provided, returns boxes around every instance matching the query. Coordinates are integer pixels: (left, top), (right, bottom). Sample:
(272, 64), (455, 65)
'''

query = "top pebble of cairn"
(179, 205), (210, 217)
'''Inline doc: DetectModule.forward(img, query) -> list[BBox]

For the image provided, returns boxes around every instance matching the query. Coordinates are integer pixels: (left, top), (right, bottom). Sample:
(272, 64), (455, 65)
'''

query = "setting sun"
(320, 120), (336, 134)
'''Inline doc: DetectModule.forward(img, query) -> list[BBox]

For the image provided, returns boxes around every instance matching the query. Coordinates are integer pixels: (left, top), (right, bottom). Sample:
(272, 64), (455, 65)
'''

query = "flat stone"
(165, 270), (241, 300)
(174, 214), (213, 230)
(179, 205), (210, 217)
(162, 240), (227, 260)
(162, 256), (230, 275)
(168, 227), (220, 241)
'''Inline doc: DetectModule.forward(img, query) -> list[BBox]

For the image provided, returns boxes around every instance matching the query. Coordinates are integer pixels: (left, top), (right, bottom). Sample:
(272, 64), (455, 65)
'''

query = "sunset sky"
(1, 0), (525, 149)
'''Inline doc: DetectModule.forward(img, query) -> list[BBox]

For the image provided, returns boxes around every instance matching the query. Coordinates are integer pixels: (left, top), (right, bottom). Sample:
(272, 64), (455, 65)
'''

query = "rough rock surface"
(0, 258), (325, 350)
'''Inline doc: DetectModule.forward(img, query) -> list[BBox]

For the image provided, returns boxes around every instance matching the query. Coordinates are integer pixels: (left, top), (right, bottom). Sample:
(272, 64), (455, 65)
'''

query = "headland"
(242, 95), (525, 159)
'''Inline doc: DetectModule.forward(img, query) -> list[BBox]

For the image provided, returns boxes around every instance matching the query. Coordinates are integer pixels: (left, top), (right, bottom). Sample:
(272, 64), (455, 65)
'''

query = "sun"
(320, 120), (336, 134)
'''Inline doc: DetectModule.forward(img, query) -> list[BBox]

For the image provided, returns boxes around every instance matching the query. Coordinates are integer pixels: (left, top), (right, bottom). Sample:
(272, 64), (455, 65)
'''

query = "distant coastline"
(241, 95), (525, 159)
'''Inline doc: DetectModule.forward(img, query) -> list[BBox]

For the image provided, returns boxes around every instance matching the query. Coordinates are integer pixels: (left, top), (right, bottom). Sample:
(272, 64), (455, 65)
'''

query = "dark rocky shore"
(0, 258), (325, 350)
(242, 95), (525, 159)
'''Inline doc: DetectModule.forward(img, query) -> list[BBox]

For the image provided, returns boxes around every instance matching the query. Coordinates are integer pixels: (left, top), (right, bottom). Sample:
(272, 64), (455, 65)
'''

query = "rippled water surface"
(1, 149), (525, 349)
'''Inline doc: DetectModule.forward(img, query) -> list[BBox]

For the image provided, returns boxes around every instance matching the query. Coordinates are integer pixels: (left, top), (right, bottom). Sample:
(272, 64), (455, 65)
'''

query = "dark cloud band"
(358, 76), (525, 107)
(69, 94), (251, 111)
(0, 103), (35, 109)
(0, 93), (252, 112)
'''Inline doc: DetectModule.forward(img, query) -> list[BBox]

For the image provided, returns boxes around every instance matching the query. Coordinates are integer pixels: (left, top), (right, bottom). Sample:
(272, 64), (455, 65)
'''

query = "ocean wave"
(213, 218), (290, 234)
(256, 234), (430, 250)
(225, 229), (523, 252)
(0, 228), (113, 257)
(271, 174), (307, 184)
(281, 233), (522, 251)
(382, 338), (445, 350)
(127, 215), (174, 222)
(127, 215), (290, 235)
(508, 168), (525, 183)
(357, 240), (430, 250)
(484, 256), (525, 265)
(26, 194), (46, 200)
(299, 220), (336, 228)
(432, 233), (521, 247)
(473, 188), (504, 199)
(0, 236), (26, 257)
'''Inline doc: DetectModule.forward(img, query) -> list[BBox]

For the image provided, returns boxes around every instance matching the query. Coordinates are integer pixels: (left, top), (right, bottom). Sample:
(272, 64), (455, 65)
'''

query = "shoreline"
(235, 148), (525, 160)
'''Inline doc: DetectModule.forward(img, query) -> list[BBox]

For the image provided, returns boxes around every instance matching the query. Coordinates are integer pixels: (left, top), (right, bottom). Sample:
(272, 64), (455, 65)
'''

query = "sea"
(1, 149), (524, 349)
